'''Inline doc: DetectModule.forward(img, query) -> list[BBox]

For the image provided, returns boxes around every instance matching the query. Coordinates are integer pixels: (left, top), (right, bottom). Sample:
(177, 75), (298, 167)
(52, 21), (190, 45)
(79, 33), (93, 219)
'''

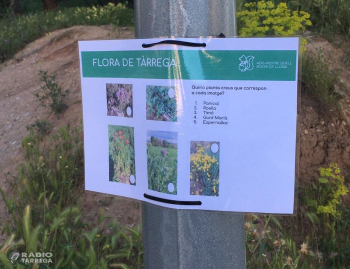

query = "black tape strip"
(142, 40), (206, 48)
(144, 193), (202, 206)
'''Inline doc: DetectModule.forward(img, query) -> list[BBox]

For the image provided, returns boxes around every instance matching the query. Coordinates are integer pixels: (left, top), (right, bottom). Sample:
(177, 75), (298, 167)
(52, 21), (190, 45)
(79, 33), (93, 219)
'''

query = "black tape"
(144, 193), (202, 206)
(142, 40), (206, 48)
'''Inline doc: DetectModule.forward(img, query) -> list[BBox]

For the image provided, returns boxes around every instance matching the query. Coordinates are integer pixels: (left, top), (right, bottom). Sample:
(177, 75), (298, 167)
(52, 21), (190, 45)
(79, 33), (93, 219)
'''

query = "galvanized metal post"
(134, 1), (246, 268)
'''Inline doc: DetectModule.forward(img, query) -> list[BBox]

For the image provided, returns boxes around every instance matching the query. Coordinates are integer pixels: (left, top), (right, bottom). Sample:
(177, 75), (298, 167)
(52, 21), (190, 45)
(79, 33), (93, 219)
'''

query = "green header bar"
(81, 50), (297, 81)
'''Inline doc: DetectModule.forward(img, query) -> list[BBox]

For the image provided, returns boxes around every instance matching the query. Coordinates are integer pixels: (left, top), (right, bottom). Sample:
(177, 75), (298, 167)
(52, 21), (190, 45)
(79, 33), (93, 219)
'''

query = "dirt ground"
(1, 26), (350, 242)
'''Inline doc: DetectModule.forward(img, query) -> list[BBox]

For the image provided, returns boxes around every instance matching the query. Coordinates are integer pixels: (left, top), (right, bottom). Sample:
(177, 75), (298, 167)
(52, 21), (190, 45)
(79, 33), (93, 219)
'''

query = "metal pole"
(134, 1), (246, 268)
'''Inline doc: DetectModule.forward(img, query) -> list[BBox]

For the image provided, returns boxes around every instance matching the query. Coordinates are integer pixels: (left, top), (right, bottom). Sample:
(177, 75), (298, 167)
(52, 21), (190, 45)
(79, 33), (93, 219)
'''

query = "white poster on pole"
(79, 37), (299, 214)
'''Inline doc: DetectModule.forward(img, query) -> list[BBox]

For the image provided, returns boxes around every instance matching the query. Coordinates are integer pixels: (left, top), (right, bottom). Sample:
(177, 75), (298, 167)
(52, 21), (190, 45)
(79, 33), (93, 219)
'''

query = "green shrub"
(26, 119), (53, 135)
(315, 163), (348, 217)
(237, 1), (312, 38)
(0, 3), (134, 63)
(298, 163), (350, 267)
(35, 70), (70, 117)
(237, 0), (350, 38)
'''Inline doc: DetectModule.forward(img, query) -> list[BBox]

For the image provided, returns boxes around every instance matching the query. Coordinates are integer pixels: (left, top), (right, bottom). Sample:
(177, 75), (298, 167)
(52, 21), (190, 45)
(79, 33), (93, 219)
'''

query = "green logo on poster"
(239, 55), (254, 72)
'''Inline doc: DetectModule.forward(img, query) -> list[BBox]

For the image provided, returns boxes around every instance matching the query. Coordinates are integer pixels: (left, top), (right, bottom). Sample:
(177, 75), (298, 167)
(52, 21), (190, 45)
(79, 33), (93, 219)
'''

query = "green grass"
(0, 3), (134, 63)
(245, 165), (350, 268)
(148, 146), (177, 159)
(301, 0), (350, 38)
(0, 125), (143, 268)
(0, 71), (143, 268)
(302, 48), (344, 111)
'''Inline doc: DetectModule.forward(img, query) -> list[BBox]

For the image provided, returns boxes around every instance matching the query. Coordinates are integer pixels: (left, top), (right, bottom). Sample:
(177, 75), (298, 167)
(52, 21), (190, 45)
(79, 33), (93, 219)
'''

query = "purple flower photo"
(106, 83), (133, 117)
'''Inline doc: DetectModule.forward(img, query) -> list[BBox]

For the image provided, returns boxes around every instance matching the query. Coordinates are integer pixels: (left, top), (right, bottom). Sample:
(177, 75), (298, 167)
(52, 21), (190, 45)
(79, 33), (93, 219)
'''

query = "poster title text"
(92, 57), (177, 68)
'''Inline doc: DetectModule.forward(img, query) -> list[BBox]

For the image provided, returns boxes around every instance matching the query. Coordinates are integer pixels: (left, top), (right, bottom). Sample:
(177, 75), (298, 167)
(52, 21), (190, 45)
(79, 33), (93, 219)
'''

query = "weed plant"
(109, 125), (136, 185)
(1, 125), (84, 236)
(297, 163), (350, 267)
(246, 170), (349, 268)
(35, 70), (70, 118)
(0, 125), (143, 268)
(0, 3), (134, 63)
(247, 163), (350, 268)
(26, 119), (53, 135)
(302, 48), (343, 110)
(245, 215), (319, 268)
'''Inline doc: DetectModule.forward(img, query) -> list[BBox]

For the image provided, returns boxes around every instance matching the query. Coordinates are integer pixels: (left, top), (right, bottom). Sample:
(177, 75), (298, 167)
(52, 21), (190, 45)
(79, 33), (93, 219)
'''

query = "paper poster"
(79, 37), (299, 214)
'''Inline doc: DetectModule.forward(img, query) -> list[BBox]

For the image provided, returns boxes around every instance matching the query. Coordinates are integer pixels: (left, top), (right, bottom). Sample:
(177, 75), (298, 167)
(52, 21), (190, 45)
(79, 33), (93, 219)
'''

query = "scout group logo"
(9, 251), (53, 264)
(239, 55), (254, 72)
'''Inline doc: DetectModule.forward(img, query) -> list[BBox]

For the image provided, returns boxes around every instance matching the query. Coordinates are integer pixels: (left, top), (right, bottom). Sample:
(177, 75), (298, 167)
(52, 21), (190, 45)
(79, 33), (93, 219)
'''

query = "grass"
(302, 48), (344, 111)
(0, 3), (134, 63)
(246, 164), (350, 268)
(0, 125), (143, 268)
(147, 146), (177, 160)
(301, 0), (350, 38)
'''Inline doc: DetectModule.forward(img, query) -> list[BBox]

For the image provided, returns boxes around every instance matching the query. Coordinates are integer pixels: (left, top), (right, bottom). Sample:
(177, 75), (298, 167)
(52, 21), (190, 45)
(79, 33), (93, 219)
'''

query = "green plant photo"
(147, 130), (178, 194)
(109, 125), (136, 185)
(146, 85), (177, 122)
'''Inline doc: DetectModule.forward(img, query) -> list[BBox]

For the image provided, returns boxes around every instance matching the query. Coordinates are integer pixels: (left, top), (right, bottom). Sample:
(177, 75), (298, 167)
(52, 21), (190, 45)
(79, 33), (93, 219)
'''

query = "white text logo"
(239, 55), (254, 72)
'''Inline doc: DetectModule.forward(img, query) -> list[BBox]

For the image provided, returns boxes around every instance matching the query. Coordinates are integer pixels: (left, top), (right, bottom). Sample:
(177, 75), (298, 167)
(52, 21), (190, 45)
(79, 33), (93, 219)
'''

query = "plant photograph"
(190, 141), (220, 197)
(146, 85), (177, 122)
(106, 83), (133, 117)
(108, 125), (136, 185)
(147, 130), (178, 194)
